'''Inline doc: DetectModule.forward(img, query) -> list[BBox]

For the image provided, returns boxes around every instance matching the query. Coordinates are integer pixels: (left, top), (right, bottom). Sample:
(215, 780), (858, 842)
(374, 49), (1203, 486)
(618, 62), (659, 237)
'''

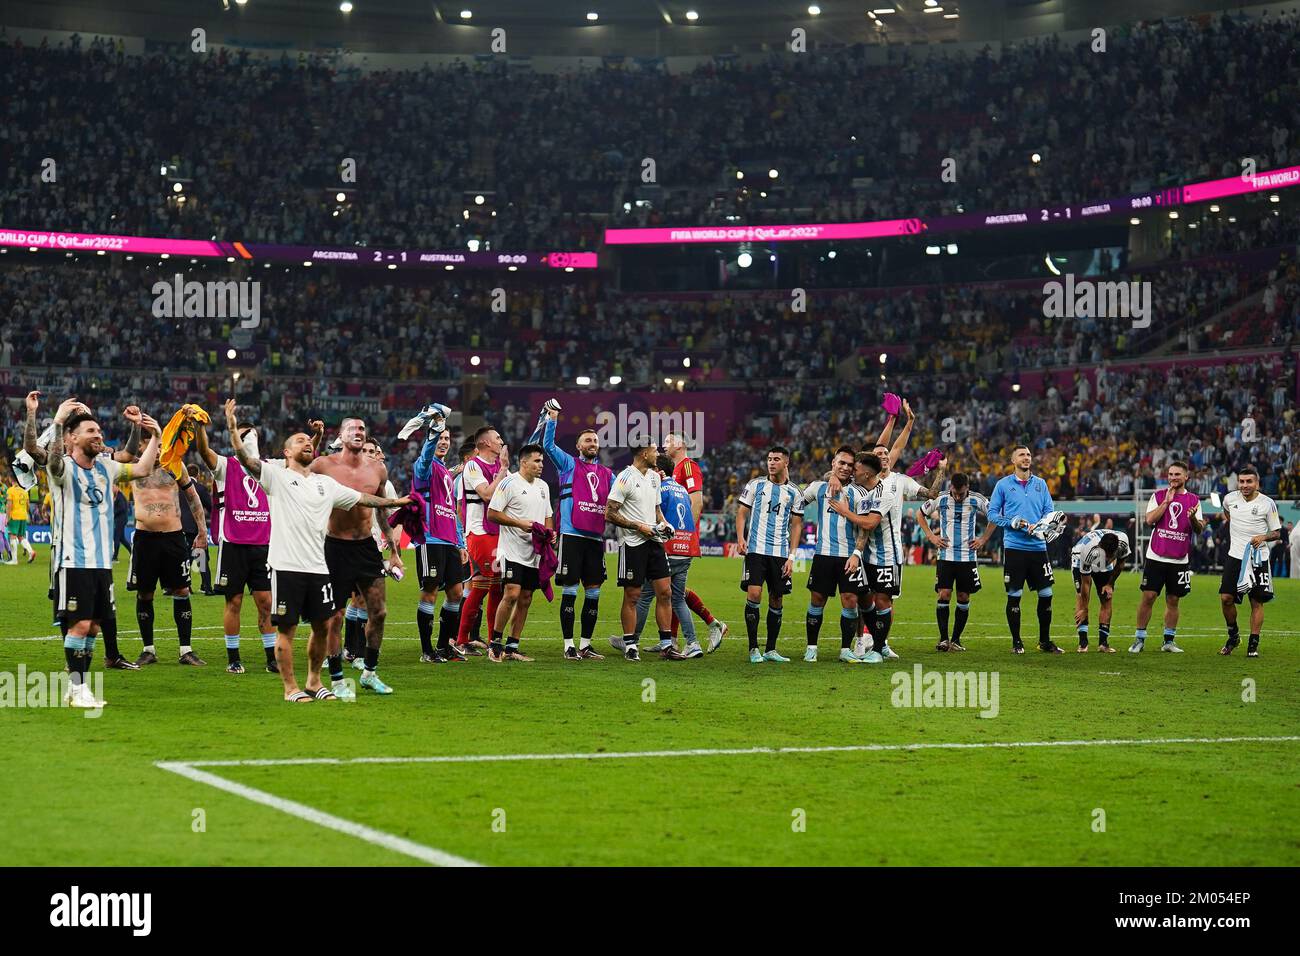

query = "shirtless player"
(130, 408), (208, 666)
(310, 417), (404, 697)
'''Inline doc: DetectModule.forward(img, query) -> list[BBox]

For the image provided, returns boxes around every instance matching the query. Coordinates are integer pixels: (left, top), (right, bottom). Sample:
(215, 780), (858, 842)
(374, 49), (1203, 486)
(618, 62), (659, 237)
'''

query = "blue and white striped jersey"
(48, 455), (130, 570)
(801, 480), (870, 558)
(1070, 529), (1131, 573)
(860, 480), (902, 566)
(739, 478), (802, 558)
(921, 491), (989, 563)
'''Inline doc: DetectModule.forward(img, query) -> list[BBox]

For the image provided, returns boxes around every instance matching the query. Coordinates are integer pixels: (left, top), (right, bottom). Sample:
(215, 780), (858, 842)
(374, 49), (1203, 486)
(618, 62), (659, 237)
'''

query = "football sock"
(417, 600), (436, 655)
(805, 604), (824, 646)
(137, 601), (155, 650)
(1098, 622), (1110, 646)
(839, 607), (858, 649)
(173, 595), (193, 646)
(765, 607), (783, 653)
(100, 616), (120, 660)
(685, 589), (715, 624)
(560, 587), (578, 643)
(744, 600), (761, 650)
(1006, 594), (1022, 643)
(225, 633), (241, 664)
(581, 588), (600, 646)
(1037, 595), (1053, 645)
(952, 602), (970, 643)
(936, 600), (950, 642)
(439, 601), (460, 650)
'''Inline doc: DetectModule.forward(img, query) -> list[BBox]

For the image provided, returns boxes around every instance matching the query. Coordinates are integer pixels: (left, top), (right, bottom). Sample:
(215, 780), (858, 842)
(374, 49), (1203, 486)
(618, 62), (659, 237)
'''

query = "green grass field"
(1, 547), (1297, 867)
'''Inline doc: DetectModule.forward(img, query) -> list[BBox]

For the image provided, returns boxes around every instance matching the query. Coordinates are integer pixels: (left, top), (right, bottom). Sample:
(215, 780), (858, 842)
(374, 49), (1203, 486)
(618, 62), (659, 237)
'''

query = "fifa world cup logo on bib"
(1167, 501), (1183, 528)
(587, 471), (600, 502)
(242, 474), (261, 509)
(676, 502), (687, 527)
(444, 474), (454, 504)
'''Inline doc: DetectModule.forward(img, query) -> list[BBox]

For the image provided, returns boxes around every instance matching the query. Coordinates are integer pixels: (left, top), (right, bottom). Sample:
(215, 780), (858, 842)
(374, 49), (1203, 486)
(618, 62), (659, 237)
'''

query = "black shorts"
(415, 542), (466, 591)
(555, 533), (607, 586)
(807, 554), (857, 596)
(864, 562), (902, 597)
(1003, 548), (1054, 594)
(1072, 568), (1114, 598)
(502, 560), (541, 592)
(740, 552), (794, 595)
(1219, 556), (1274, 605)
(1140, 558), (1192, 598)
(55, 567), (117, 625)
(126, 529), (192, 593)
(324, 536), (387, 602)
(216, 541), (271, 596)
(618, 540), (671, 589)
(270, 569), (337, 627)
(936, 560), (982, 594)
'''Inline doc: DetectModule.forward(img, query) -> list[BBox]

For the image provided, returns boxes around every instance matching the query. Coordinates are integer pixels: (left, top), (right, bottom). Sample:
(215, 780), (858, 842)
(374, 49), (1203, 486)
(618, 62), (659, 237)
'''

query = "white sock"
(564, 638), (574, 650)
(180, 644), (192, 655)
(143, 644), (156, 654)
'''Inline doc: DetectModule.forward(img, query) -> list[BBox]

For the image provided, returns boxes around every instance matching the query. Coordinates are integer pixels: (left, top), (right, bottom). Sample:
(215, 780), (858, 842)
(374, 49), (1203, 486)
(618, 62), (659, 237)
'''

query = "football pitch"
(1, 548), (1297, 867)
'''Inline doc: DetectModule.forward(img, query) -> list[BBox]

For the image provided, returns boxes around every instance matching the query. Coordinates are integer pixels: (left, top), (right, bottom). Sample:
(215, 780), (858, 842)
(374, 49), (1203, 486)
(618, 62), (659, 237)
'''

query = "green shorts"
(7, 519), (27, 538)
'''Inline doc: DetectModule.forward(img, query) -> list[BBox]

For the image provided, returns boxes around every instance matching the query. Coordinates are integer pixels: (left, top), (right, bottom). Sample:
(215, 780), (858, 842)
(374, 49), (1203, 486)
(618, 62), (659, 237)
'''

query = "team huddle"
(16, 388), (1283, 707)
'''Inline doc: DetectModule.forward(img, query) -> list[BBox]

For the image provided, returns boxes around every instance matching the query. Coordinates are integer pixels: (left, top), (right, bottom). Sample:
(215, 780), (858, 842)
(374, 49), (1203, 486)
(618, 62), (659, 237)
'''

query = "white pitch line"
(174, 734), (1300, 769)
(156, 760), (482, 868)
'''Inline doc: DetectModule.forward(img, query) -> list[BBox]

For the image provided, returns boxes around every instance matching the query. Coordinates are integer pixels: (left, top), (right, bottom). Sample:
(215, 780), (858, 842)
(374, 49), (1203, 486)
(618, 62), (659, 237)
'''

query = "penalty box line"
(157, 736), (1299, 865)
(156, 760), (483, 868)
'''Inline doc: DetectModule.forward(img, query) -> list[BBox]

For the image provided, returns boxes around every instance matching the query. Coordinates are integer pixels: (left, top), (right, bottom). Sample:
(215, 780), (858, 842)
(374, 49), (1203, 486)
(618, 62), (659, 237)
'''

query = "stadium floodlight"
(460, 9), (472, 18)
(1269, 193), (1280, 203)
(227, 349), (237, 359)
(226, 256), (235, 263)
(339, 2), (353, 13)
(683, 357), (691, 368)
(507, 265), (518, 271)
(872, 7), (896, 14)
(172, 182), (184, 193)
(737, 252), (753, 268)
(159, 165), (168, 175)
(96, 249), (106, 256)
(924, 5), (944, 12)
(445, 265), (455, 270)
(335, 191), (346, 202)
(565, 266), (575, 272)
(828, 249), (837, 258)
(586, 12), (599, 21)
(686, 10), (699, 21)
(676, 379), (685, 389)
(609, 375), (622, 385)
(233, 372), (241, 381)
(925, 0), (938, 5)
(1044, 253), (1061, 276)
(1168, 210), (1179, 219)
(925, 245), (940, 255)
(1228, 216), (1237, 223)
(769, 254), (776, 262)
(735, 170), (744, 180)
(470, 355), (481, 366)
(576, 376), (592, 386)
(474, 194), (485, 205)
(878, 353), (887, 364)
(1209, 204), (1220, 213)
(467, 238), (480, 251)
(1129, 217), (1140, 225)
(664, 377), (673, 385)
(302, 260), (312, 267)
(1012, 383), (1022, 392)
(1031, 152), (1042, 164)
(236, 0), (248, 5)
(946, 243), (958, 254)
(161, 253), (170, 259)
(944, 11), (959, 17)
(768, 168), (779, 179)
(808, 5), (821, 14)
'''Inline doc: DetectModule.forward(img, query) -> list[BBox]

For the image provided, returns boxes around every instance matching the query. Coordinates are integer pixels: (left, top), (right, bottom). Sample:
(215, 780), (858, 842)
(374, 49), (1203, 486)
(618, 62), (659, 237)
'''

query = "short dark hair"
(656, 454), (675, 474)
(65, 412), (97, 434)
(578, 428), (598, 439)
(855, 452), (881, 474)
(1167, 460), (1189, 472)
(235, 420), (256, 436)
(833, 445), (856, 460)
(1012, 444), (1031, 455)
(1237, 465), (1260, 479)
(950, 471), (969, 489)
(767, 445), (790, 459)
(517, 443), (544, 460)
(472, 426), (496, 447)
(1100, 533), (1120, 557)
(458, 440), (477, 459)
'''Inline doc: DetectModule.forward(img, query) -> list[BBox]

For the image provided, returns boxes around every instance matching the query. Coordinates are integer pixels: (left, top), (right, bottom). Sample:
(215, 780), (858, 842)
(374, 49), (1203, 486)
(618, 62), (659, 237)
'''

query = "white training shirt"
(878, 471), (924, 565)
(461, 457), (500, 536)
(1222, 491), (1281, 560)
(608, 465), (661, 546)
(257, 459), (362, 574)
(488, 473), (553, 568)
(1071, 529), (1132, 573)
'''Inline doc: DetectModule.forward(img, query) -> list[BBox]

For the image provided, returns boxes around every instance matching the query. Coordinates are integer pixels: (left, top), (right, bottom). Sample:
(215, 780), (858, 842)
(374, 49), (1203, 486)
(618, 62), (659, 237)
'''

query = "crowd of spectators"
(1, 10), (1297, 248)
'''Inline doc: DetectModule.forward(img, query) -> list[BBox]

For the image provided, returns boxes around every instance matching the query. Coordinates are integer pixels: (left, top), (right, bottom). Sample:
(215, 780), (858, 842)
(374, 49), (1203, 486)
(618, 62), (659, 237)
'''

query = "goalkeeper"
(604, 441), (678, 663)
(987, 444), (1064, 655)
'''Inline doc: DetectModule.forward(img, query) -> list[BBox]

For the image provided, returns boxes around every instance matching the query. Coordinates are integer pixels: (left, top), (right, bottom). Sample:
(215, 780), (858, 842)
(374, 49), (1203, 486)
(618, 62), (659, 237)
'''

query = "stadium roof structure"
(4, 0), (1286, 57)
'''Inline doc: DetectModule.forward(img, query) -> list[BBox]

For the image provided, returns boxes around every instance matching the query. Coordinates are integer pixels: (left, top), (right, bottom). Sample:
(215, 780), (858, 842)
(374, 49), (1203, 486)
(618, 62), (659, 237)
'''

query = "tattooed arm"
(23, 391), (47, 466)
(225, 398), (261, 478)
(181, 481), (208, 549)
(46, 398), (85, 480)
(605, 498), (653, 538)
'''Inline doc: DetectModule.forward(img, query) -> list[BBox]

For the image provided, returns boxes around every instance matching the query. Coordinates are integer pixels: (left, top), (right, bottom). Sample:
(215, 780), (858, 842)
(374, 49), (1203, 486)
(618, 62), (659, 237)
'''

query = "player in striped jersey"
(736, 446), (804, 663)
(25, 391), (143, 668)
(1070, 527), (1131, 653)
(47, 399), (163, 707)
(799, 446), (873, 663)
(920, 473), (992, 652)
